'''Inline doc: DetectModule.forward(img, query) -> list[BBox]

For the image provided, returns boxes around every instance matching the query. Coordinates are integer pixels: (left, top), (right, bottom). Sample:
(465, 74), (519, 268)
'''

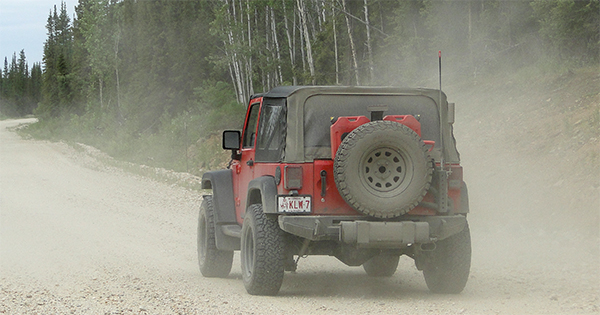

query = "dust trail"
(447, 72), (599, 308)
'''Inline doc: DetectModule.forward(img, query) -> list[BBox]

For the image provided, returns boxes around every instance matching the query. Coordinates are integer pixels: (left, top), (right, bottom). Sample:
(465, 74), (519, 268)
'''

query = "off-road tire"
(197, 196), (234, 278)
(334, 121), (433, 218)
(422, 223), (471, 294)
(362, 253), (400, 277)
(241, 204), (285, 296)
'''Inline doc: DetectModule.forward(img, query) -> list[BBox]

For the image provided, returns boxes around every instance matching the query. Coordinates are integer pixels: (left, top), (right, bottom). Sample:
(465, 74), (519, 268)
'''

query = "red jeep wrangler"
(198, 86), (470, 296)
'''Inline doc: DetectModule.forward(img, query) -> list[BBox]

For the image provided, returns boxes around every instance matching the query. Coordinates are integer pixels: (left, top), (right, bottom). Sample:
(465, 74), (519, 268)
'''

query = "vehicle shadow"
(227, 256), (433, 299)
(277, 269), (430, 298)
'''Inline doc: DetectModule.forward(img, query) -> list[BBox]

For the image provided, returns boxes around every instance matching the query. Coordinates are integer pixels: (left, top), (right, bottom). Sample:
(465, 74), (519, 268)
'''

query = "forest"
(1, 0), (598, 174)
(1, 51), (43, 117)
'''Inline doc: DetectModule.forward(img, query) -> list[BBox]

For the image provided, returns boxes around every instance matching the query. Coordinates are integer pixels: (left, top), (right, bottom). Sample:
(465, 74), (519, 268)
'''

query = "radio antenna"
(438, 51), (442, 92)
(438, 51), (444, 168)
(437, 50), (449, 212)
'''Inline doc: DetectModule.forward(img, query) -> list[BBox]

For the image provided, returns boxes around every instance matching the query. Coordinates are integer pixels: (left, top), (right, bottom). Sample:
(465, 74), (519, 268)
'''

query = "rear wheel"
(241, 204), (284, 295)
(197, 196), (234, 278)
(362, 253), (400, 277)
(421, 223), (471, 294)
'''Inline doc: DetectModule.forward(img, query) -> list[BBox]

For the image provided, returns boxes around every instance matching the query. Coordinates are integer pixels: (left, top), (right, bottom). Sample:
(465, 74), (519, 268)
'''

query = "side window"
(256, 98), (286, 162)
(242, 103), (260, 149)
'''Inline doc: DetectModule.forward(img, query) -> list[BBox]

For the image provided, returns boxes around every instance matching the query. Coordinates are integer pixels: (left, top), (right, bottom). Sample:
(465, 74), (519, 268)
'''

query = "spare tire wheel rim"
(359, 145), (412, 196)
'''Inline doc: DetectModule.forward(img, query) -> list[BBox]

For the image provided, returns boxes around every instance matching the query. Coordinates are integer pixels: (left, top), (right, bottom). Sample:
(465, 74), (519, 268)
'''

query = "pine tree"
(29, 62), (43, 112)
(39, 2), (73, 118)
(0, 50), (40, 116)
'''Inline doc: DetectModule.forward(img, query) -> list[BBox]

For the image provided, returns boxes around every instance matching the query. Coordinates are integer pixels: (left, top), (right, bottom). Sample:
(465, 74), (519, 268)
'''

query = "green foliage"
(193, 81), (246, 133)
(37, 2), (75, 119)
(376, 0), (429, 85)
(531, 0), (599, 64)
(0, 51), (42, 117)
(26, 79), (243, 176)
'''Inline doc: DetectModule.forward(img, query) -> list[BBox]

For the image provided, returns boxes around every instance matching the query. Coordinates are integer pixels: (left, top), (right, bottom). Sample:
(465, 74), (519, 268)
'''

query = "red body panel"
(312, 160), (361, 215)
(232, 97), (263, 223)
(330, 115), (432, 159)
(330, 116), (371, 159)
(383, 115), (422, 136)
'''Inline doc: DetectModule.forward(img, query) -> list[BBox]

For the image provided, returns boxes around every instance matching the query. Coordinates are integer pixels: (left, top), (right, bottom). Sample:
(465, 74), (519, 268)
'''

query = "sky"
(0, 0), (75, 69)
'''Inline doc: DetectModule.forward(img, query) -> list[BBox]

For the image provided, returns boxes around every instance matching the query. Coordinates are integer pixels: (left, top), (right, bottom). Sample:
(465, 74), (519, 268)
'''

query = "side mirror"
(222, 130), (241, 150)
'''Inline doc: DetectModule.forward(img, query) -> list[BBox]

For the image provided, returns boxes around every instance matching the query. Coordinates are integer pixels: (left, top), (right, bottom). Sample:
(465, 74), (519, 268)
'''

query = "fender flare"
(201, 169), (238, 224)
(246, 176), (279, 214)
(201, 170), (239, 251)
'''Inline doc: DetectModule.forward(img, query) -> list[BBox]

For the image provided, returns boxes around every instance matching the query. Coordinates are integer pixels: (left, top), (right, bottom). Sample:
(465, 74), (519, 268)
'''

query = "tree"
(29, 62), (43, 111)
(532, 0), (599, 63)
(297, 0), (316, 83)
(342, 0), (360, 85)
(38, 2), (74, 118)
(0, 50), (41, 117)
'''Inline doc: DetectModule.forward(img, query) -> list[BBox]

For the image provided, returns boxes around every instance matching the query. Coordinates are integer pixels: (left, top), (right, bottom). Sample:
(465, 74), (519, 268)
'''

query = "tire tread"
(241, 204), (285, 296)
(422, 223), (471, 294)
(197, 196), (234, 278)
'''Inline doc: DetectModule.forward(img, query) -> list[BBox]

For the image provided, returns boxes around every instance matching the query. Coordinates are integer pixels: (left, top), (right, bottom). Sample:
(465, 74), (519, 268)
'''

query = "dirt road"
(0, 115), (598, 314)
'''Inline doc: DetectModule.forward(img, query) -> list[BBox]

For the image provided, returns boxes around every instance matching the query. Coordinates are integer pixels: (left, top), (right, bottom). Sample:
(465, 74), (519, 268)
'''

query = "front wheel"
(421, 223), (471, 294)
(241, 204), (285, 295)
(197, 196), (233, 278)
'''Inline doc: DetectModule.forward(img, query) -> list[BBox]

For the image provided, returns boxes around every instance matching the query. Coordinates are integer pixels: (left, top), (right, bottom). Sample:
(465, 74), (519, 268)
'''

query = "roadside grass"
(71, 142), (207, 191)
(18, 103), (242, 191)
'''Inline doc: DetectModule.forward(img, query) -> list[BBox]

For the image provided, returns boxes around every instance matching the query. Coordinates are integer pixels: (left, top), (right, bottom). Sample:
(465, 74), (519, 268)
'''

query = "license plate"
(278, 196), (311, 213)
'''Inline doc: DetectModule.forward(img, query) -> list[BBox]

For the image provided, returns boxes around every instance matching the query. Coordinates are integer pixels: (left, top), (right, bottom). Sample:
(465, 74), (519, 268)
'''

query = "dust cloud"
(379, 3), (600, 298)
(446, 69), (599, 307)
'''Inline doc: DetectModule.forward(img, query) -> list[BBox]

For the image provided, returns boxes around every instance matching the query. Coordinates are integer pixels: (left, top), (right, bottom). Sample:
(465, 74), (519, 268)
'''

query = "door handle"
(246, 160), (254, 166)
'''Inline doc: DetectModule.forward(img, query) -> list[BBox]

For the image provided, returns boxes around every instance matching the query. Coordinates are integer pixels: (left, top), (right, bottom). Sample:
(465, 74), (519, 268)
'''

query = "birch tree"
(332, 3), (339, 85)
(297, 0), (315, 83)
(342, 0), (360, 85)
(270, 7), (284, 85)
(364, 0), (374, 83)
(282, 0), (297, 85)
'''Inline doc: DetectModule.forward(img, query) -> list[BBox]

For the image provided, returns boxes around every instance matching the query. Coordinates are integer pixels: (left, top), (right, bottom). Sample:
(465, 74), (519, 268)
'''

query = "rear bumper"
(278, 215), (467, 248)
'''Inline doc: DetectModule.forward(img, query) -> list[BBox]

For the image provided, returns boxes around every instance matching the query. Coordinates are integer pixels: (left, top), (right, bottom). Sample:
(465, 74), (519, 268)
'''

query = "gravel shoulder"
(1, 111), (598, 314)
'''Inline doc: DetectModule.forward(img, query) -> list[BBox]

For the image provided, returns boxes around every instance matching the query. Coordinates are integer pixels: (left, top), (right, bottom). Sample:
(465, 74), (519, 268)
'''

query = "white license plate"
(278, 196), (311, 213)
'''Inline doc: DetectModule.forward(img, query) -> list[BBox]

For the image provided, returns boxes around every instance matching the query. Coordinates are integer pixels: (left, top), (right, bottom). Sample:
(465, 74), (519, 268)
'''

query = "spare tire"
(333, 121), (433, 218)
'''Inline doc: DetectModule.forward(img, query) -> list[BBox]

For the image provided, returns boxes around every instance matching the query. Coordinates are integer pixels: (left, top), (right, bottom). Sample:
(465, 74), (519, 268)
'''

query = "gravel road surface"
(1, 117), (598, 314)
